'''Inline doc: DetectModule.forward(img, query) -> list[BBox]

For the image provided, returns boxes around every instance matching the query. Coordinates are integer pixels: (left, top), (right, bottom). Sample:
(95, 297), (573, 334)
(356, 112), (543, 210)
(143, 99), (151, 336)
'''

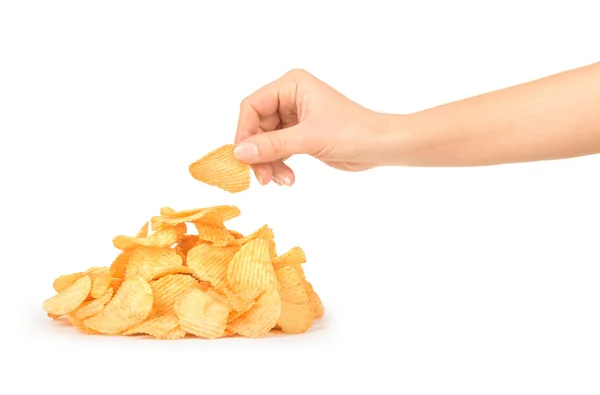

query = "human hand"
(233, 69), (393, 186)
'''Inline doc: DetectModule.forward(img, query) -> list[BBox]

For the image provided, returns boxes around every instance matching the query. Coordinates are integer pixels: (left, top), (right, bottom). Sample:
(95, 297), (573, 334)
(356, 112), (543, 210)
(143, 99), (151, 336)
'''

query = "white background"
(1, 1), (599, 394)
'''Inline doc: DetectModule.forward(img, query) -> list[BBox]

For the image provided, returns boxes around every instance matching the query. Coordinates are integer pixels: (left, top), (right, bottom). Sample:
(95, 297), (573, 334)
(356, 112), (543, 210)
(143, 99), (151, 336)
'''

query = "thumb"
(233, 125), (314, 164)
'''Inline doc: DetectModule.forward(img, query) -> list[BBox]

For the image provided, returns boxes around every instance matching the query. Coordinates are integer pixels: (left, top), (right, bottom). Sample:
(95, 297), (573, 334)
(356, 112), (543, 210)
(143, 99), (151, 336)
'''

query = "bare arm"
(386, 62), (600, 166)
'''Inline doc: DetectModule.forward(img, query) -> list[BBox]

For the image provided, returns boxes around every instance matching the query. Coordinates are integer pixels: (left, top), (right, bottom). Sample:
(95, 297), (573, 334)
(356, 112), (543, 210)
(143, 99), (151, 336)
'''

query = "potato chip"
(162, 326), (187, 340)
(227, 290), (281, 338)
(110, 277), (123, 292)
(187, 243), (239, 291)
(275, 266), (313, 334)
(233, 225), (277, 259)
(303, 280), (324, 319)
(152, 205), (240, 228)
(71, 288), (114, 320)
(67, 315), (100, 334)
(148, 274), (198, 318)
(89, 267), (111, 299)
(136, 222), (149, 238)
(113, 226), (179, 251)
(175, 235), (202, 256)
(123, 313), (180, 339)
(229, 230), (244, 239)
(109, 250), (132, 279)
(188, 144), (251, 193)
(175, 288), (231, 339)
(84, 276), (153, 334)
(149, 266), (196, 281)
(272, 246), (306, 271)
(227, 238), (278, 295)
(195, 220), (235, 246)
(53, 267), (103, 293)
(43, 276), (92, 316)
(125, 246), (183, 281)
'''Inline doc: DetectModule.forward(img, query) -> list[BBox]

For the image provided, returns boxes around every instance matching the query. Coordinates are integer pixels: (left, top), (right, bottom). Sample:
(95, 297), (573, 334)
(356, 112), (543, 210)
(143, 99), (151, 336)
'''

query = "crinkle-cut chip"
(43, 275), (92, 316)
(83, 276), (153, 334)
(194, 221), (234, 246)
(275, 266), (310, 305)
(227, 290), (281, 338)
(149, 266), (196, 281)
(304, 280), (324, 319)
(162, 326), (187, 340)
(113, 226), (180, 251)
(187, 243), (239, 291)
(151, 207), (226, 230)
(136, 222), (149, 238)
(174, 288), (231, 339)
(110, 277), (123, 292)
(195, 281), (211, 292)
(52, 267), (103, 293)
(125, 246), (183, 281)
(89, 267), (111, 299)
(71, 288), (114, 320)
(149, 274), (198, 317)
(222, 329), (236, 337)
(277, 302), (314, 334)
(176, 235), (202, 257)
(272, 247), (306, 271)
(123, 313), (180, 339)
(109, 250), (132, 279)
(67, 315), (100, 334)
(48, 313), (60, 319)
(229, 230), (244, 239)
(188, 144), (251, 193)
(157, 205), (240, 222)
(222, 287), (261, 316)
(227, 238), (278, 295)
(233, 225), (277, 259)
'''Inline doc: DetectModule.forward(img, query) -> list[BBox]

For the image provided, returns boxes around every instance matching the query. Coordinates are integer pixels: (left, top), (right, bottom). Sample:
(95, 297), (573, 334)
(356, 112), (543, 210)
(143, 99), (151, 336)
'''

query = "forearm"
(385, 62), (600, 167)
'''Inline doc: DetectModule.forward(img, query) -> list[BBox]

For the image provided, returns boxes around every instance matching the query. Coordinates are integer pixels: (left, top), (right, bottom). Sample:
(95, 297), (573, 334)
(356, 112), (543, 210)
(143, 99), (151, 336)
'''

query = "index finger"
(235, 79), (281, 144)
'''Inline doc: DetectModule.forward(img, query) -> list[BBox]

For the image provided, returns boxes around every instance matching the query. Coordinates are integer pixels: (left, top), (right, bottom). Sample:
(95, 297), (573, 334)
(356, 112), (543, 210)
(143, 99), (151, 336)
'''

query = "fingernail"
(233, 142), (259, 161)
(256, 173), (264, 185)
(272, 174), (291, 186)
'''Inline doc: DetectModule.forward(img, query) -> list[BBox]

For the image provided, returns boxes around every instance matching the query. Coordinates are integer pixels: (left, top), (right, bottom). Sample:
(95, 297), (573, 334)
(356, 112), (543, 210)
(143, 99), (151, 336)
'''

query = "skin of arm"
(381, 62), (600, 167)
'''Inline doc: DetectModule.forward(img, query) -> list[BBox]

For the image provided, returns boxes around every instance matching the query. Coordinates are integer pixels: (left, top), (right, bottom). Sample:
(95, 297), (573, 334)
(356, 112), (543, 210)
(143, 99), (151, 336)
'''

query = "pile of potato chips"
(43, 144), (323, 339)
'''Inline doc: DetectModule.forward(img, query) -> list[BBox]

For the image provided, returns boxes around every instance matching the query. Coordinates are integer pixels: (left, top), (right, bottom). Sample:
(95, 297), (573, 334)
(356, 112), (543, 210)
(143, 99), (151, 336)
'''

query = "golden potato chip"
(303, 280), (324, 319)
(175, 235), (202, 256)
(152, 205), (240, 228)
(71, 288), (114, 320)
(149, 266), (196, 281)
(227, 238), (278, 295)
(162, 326), (187, 340)
(43, 275), (92, 316)
(110, 277), (123, 292)
(187, 243), (239, 291)
(229, 230), (244, 239)
(123, 313), (180, 339)
(136, 222), (149, 238)
(109, 250), (132, 279)
(275, 266), (314, 334)
(233, 225), (277, 259)
(89, 267), (111, 299)
(227, 290), (281, 338)
(67, 315), (100, 334)
(52, 267), (103, 293)
(125, 246), (183, 281)
(222, 329), (236, 337)
(272, 246), (306, 271)
(148, 274), (198, 317)
(188, 144), (250, 193)
(174, 288), (231, 339)
(113, 226), (179, 251)
(84, 276), (153, 334)
(223, 288), (261, 316)
(196, 223), (235, 246)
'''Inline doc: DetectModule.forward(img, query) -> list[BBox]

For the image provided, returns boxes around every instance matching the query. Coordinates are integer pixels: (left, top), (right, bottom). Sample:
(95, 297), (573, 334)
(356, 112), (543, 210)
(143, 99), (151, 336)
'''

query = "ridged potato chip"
(89, 267), (111, 299)
(187, 243), (239, 291)
(272, 246), (306, 271)
(125, 246), (183, 281)
(233, 225), (277, 259)
(123, 313), (180, 339)
(52, 267), (103, 293)
(303, 280), (324, 319)
(188, 144), (250, 193)
(227, 238), (278, 295)
(148, 273), (198, 318)
(71, 288), (114, 320)
(84, 276), (153, 334)
(43, 276), (92, 316)
(227, 290), (282, 338)
(275, 266), (313, 334)
(175, 288), (231, 339)
(113, 226), (180, 251)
